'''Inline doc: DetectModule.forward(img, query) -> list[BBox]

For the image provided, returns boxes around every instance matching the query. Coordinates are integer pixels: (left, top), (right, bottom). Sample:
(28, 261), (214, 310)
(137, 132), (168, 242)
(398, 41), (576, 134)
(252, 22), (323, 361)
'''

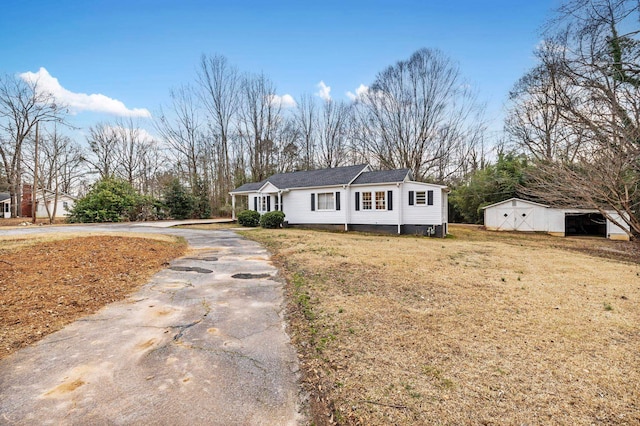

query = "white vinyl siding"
(402, 182), (444, 225)
(282, 188), (346, 224)
(351, 185), (399, 225)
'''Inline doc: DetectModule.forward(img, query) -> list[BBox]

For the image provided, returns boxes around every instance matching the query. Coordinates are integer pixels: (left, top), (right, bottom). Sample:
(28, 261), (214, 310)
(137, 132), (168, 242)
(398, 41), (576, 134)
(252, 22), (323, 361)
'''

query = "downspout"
(343, 184), (349, 231)
(397, 182), (402, 234)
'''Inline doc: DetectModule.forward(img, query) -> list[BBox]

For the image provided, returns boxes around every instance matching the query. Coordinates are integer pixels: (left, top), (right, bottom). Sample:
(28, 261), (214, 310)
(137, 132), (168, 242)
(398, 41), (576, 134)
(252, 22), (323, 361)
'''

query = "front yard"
(244, 225), (640, 425)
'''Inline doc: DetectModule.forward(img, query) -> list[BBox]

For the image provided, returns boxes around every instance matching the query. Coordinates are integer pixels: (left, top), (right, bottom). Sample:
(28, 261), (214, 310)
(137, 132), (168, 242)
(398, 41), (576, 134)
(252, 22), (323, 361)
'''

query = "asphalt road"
(0, 222), (304, 425)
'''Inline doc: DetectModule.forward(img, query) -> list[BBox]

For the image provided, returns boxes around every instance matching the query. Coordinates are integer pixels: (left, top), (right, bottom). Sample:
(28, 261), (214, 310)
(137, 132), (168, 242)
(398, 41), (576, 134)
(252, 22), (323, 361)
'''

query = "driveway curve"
(0, 222), (304, 425)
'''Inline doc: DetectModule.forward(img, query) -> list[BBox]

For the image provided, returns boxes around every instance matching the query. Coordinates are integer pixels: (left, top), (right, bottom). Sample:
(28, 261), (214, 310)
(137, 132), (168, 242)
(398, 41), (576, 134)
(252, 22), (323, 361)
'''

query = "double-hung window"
(416, 191), (426, 205)
(317, 192), (335, 210)
(375, 191), (386, 210)
(356, 191), (393, 211)
(362, 192), (372, 210)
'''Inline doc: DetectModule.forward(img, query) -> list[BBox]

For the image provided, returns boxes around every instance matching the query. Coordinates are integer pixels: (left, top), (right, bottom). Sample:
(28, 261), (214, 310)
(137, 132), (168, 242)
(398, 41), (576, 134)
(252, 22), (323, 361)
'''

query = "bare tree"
(155, 84), (206, 189)
(272, 117), (300, 173)
(0, 74), (67, 216)
(505, 55), (584, 161)
(22, 126), (83, 222)
(294, 93), (317, 170)
(85, 123), (118, 179)
(238, 72), (282, 181)
(197, 54), (240, 207)
(353, 48), (485, 182)
(519, 0), (640, 237)
(317, 99), (351, 168)
(113, 118), (149, 188)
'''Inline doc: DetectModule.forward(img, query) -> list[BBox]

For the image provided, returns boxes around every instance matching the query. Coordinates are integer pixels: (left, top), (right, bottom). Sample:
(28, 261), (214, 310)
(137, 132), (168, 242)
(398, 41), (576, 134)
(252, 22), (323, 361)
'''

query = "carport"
(564, 212), (607, 237)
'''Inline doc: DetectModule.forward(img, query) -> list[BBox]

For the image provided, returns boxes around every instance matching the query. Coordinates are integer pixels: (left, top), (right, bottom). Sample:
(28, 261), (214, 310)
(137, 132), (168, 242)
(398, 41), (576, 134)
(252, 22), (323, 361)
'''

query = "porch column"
(278, 191), (282, 211)
(231, 194), (236, 220)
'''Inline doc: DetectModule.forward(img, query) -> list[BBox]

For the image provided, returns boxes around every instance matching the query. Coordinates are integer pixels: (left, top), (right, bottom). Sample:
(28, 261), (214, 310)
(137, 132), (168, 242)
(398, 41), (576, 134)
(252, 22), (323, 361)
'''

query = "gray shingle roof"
(231, 164), (369, 192)
(0, 192), (9, 202)
(232, 182), (264, 192)
(352, 169), (411, 185)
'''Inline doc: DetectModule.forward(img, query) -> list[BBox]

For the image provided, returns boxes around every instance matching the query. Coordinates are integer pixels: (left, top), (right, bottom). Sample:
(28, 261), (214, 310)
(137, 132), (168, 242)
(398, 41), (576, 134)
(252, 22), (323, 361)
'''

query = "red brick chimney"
(21, 184), (32, 218)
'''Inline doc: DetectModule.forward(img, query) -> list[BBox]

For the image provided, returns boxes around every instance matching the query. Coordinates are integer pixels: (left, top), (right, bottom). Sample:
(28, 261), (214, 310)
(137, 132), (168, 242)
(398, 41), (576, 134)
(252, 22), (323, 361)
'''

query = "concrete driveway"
(0, 222), (304, 425)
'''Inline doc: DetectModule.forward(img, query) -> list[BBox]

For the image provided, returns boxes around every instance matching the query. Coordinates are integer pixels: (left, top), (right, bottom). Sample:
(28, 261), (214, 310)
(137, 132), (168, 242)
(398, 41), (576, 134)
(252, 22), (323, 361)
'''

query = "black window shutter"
(409, 191), (414, 206)
(267, 196), (271, 211)
(336, 192), (341, 211)
(387, 190), (393, 211)
(355, 192), (360, 211)
(311, 193), (315, 211)
(427, 190), (434, 206)
(254, 196), (258, 211)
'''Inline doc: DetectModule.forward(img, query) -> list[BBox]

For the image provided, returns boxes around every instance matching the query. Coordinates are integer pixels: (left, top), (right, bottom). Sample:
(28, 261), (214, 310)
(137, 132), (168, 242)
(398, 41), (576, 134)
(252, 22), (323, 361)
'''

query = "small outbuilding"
(482, 198), (630, 240)
(35, 191), (75, 219)
(0, 193), (10, 219)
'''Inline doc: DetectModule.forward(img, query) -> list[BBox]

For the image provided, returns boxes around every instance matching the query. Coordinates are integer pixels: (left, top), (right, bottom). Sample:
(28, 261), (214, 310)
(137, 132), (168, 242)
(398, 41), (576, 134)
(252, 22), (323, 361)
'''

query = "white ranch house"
(483, 198), (630, 240)
(230, 164), (449, 237)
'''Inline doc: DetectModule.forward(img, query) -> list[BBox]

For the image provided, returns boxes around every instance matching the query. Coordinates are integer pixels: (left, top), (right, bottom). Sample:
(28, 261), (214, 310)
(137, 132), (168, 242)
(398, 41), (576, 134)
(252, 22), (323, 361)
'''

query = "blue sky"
(1, 0), (559, 142)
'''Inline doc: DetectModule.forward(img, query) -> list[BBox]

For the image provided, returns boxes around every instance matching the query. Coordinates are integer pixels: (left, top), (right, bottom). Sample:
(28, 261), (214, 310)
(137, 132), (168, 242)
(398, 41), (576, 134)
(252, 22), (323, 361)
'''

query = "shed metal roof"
(481, 197), (550, 210)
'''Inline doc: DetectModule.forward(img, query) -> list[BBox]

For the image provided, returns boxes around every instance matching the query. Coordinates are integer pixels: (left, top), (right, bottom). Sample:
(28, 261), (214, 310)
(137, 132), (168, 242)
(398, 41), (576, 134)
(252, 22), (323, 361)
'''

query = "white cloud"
(346, 84), (369, 101)
(268, 93), (297, 108)
(316, 81), (332, 102)
(19, 67), (151, 118)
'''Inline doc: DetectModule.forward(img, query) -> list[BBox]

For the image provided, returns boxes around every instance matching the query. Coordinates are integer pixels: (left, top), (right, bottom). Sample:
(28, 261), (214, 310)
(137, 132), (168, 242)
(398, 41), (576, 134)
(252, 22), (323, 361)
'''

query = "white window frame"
(317, 192), (335, 211)
(362, 192), (372, 210)
(375, 191), (386, 210)
(415, 191), (426, 205)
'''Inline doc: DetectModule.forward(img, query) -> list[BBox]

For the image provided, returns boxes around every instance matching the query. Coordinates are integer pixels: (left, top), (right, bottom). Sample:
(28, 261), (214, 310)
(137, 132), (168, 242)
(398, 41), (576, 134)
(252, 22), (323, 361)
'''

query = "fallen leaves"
(0, 235), (186, 359)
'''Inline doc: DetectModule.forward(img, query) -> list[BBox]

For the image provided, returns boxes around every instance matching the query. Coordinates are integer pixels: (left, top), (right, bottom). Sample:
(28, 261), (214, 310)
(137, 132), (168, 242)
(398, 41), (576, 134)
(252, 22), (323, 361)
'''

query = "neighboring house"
(0, 193), (10, 219)
(230, 164), (449, 237)
(35, 191), (76, 219)
(483, 198), (630, 240)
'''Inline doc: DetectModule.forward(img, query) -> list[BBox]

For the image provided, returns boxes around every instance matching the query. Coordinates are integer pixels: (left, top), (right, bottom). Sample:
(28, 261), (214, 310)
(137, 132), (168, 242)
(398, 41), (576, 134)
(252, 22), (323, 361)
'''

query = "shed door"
(514, 208), (535, 231)
(496, 207), (515, 230)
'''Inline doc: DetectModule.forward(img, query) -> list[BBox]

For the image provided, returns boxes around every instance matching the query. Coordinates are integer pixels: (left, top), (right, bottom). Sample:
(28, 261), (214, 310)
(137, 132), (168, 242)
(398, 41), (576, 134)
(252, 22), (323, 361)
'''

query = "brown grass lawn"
(243, 225), (640, 425)
(0, 233), (187, 359)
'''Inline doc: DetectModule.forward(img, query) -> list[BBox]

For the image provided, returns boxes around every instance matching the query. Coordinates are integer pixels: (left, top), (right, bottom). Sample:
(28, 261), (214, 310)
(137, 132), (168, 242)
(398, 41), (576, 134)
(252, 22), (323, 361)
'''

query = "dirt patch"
(0, 218), (69, 227)
(0, 235), (186, 359)
(243, 225), (640, 425)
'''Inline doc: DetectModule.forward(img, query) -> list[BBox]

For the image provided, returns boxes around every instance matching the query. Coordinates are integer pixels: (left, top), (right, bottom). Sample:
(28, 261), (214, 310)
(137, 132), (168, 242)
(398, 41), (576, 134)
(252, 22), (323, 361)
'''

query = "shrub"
(68, 177), (144, 223)
(238, 210), (260, 227)
(260, 211), (285, 229)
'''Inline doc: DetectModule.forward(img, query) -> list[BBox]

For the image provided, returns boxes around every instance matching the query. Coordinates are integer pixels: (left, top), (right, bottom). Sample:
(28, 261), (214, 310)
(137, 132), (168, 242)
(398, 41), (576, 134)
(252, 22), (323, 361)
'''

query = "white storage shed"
(483, 198), (630, 241)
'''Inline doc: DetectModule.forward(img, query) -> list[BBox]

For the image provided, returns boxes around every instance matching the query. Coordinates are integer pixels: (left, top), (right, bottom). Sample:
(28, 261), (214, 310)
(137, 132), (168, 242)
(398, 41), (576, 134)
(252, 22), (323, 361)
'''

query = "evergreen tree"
(449, 153), (530, 224)
(163, 178), (195, 219)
